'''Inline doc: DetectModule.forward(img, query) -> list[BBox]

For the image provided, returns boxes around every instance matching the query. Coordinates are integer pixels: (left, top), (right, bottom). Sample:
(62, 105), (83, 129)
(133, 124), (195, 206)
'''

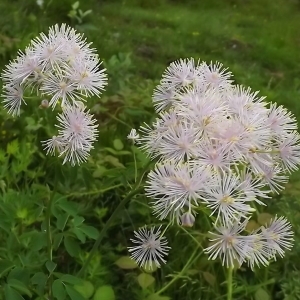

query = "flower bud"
(180, 212), (195, 227)
(39, 99), (49, 109)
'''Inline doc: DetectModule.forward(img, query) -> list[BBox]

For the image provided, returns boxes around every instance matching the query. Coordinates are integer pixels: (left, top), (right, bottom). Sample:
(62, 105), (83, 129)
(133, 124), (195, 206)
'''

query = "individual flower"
(127, 128), (139, 144)
(1, 84), (25, 116)
(42, 102), (98, 166)
(40, 67), (83, 108)
(205, 219), (250, 268)
(160, 58), (200, 89)
(260, 216), (294, 259)
(128, 226), (170, 269)
(200, 171), (255, 224)
(145, 161), (207, 222)
(197, 61), (233, 90)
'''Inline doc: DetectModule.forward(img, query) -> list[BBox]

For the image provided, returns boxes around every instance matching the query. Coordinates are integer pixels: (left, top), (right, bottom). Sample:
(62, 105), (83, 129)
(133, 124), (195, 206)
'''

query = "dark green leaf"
(7, 278), (32, 297)
(31, 272), (47, 294)
(53, 233), (64, 250)
(56, 213), (69, 231)
(0, 260), (14, 278)
(46, 260), (57, 273)
(4, 285), (24, 300)
(30, 232), (47, 251)
(64, 236), (81, 257)
(78, 225), (99, 240)
(57, 199), (78, 216)
(52, 280), (66, 300)
(73, 216), (85, 227)
(72, 228), (86, 243)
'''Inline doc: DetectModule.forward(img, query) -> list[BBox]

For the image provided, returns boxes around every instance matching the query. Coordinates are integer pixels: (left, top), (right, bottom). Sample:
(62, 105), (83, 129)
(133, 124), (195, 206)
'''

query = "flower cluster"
(1, 24), (107, 165)
(128, 58), (296, 269)
(128, 226), (170, 269)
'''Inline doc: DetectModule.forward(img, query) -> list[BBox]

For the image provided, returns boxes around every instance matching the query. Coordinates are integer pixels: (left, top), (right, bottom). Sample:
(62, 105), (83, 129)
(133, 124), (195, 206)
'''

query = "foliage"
(0, 0), (300, 299)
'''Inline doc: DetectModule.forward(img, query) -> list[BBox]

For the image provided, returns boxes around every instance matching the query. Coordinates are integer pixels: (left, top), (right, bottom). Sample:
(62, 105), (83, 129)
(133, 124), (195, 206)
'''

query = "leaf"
(8, 267), (30, 284)
(73, 216), (85, 227)
(72, 227), (86, 243)
(7, 140), (19, 155)
(45, 260), (57, 273)
(146, 294), (170, 300)
(30, 232), (47, 251)
(65, 285), (85, 300)
(31, 272), (47, 294)
(257, 213), (273, 226)
(115, 256), (138, 269)
(74, 281), (94, 299)
(56, 213), (69, 231)
(78, 225), (99, 240)
(4, 285), (24, 300)
(0, 260), (14, 277)
(53, 233), (64, 250)
(113, 139), (124, 150)
(137, 273), (155, 289)
(202, 272), (216, 286)
(255, 288), (270, 300)
(57, 199), (78, 216)
(7, 278), (32, 297)
(72, 1), (80, 9)
(61, 274), (83, 285)
(93, 285), (115, 300)
(52, 280), (66, 300)
(64, 236), (81, 257)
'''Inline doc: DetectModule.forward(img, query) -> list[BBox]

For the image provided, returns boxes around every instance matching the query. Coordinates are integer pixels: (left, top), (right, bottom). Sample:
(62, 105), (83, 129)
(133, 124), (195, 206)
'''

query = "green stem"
(46, 183), (57, 300)
(66, 184), (123, 198)
(156, 248), (201, 295)
(77, 185), (144, 277)
(227, 267), (233, 300)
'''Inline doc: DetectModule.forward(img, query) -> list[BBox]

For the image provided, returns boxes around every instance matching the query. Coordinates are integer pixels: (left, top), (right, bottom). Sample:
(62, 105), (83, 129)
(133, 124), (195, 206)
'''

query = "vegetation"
(0, 0), (300, 299)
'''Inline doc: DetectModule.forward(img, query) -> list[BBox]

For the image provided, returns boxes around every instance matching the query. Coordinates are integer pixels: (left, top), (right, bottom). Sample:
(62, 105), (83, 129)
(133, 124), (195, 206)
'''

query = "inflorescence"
(1, 24), (107, 166)
(128, 58), (297, 269)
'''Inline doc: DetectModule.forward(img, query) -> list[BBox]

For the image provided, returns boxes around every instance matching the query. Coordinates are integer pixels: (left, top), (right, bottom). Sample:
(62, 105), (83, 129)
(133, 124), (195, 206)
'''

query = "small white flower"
(260, 216), (294, 258)
(42, 102), (98, 166)
(161, 58), (200, 89)
(128, 226), (170, 269)
(205, 219), (250, 268)
(42, 135), (64, 156)
(201, 171), (255, 224)
(146, 161), (207, 222)
(2, 84), (26, 116)
(127, 129), (139, 144)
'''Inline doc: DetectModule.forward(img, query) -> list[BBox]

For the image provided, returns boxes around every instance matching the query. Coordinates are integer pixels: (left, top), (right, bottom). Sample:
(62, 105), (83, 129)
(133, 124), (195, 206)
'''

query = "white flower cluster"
(129, 58), (297, 269)
(1, 24), (107, 165)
